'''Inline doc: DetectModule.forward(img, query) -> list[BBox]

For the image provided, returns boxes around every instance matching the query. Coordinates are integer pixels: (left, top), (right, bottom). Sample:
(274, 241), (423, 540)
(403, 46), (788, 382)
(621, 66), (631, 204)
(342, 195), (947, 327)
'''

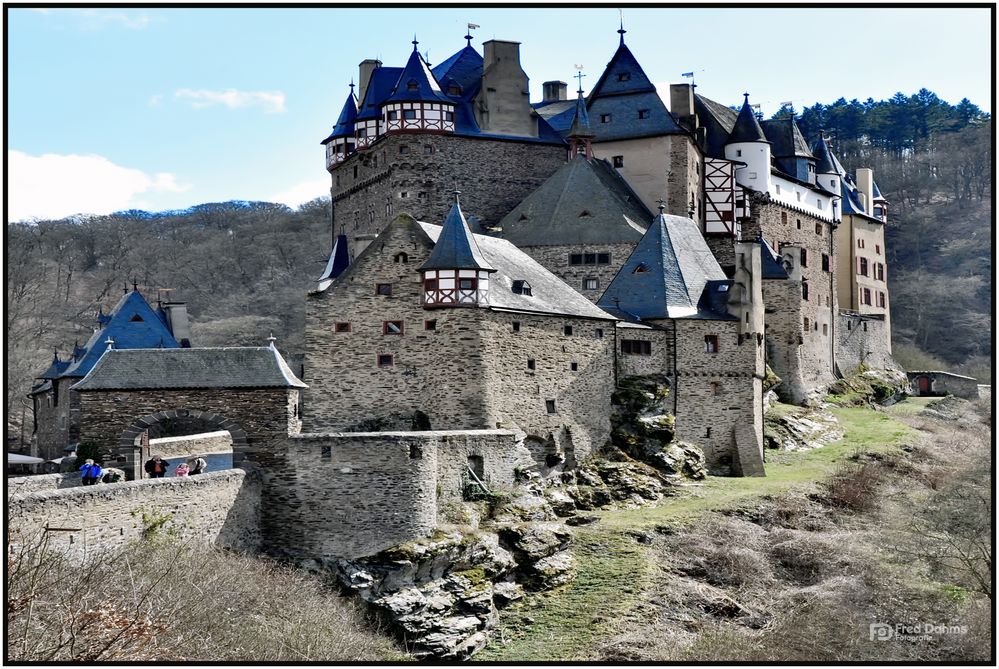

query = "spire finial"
(465, 22), (479, 46)
(349, 79), (355, 93)
(574, 66), (586, 95)
(105, 336), (115, 350)
(267, 333), (277, 348)
(132, 279), (138, 292)
(743, 92), (750, 102)
(453, 187), (462, 205)
(123, 283), (128, 295)
(618, 9), (626, 44)
(656, 198), (666, 214)
(412, 35), (418, 52)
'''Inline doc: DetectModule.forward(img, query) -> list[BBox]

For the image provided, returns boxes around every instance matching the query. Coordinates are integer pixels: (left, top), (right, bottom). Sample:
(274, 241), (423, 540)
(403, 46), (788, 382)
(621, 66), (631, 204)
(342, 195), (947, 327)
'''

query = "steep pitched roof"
(585, 39), (683, 141)
(497, 156), (650, 247)
(727, 95), (768, 144)
(810, 134), (842, 175)
(38, 353), (71, 380)
(418, 221), (615, 321)
(321, 86), (359, 144)
(419, 200), (495, 271)
(431, 45), (483, 98)
(72, 346), (306, 391)
(760, 238), (790, 280)
(761, 118), (813, 159)
(694, 93), (739, 159)
(355, 66), (404, 121)
(598, 213), (733, 321)
(384, 43), (453, 105)
(872, 180), (886, 201)
(567, 90), (595, 138)
(317, 234), (351, 291)
(532, 99), (577, 134)
(57, 290), (180, 379)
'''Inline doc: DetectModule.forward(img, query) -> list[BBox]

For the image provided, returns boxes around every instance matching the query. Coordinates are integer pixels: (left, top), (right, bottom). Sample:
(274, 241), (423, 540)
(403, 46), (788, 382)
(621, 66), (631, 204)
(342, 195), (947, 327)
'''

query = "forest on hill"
(5, 89), (992, 437)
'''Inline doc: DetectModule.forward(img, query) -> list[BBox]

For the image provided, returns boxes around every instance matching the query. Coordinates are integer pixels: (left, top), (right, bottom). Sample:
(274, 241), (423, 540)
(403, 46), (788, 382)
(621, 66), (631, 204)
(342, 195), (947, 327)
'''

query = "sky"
(6, 6), (994, 222)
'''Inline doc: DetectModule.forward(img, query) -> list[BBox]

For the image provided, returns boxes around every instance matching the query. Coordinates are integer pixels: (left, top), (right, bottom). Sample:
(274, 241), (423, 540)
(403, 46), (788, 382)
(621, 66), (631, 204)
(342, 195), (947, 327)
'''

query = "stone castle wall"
(615, 326), (673, 379)
(303, 219), (490, 431)
(31, 379), (75, 461)
(835, 312), (896, 376)
(7, 469), (262, 561)
(480, 312), (616, 465)
(332, 134), (565, 242)
(907, 371), (980, 399)
(8, 472), (83, 497)
(520, 242), (639, 303)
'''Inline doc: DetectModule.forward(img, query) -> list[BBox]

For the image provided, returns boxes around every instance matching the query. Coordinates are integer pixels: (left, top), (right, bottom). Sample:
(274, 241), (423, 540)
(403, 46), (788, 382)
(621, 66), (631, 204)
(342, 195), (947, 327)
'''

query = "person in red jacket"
(144, 454), (169, 478)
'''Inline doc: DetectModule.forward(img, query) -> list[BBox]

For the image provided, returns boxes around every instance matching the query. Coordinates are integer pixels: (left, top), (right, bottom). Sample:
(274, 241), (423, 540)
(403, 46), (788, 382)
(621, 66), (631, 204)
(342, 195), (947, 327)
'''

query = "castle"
(18, 23), (898, 564)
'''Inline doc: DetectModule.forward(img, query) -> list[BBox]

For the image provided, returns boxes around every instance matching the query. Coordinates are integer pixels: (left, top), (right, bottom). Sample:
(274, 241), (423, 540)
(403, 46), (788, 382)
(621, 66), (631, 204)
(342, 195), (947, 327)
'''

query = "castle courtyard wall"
(6, 469), (262, 561)
(521, 243), (639, 303)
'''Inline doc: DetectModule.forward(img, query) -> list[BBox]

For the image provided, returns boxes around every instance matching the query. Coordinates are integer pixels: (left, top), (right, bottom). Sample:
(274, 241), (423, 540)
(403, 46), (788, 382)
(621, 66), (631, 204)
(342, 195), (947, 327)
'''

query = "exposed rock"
(764, 406), (843, 452)
(529, 550), (575, 589)
(649, 441), (708, 480)
(565, 514), (600, 526)
(492, 580), (524, 606)
(490, 491), (556, 523)
(543, 488), (577, 517)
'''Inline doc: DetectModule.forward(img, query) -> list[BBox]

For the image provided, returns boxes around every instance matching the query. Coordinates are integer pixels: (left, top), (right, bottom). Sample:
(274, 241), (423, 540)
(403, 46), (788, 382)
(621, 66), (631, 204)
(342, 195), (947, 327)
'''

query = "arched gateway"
(71, 344), (306, 479)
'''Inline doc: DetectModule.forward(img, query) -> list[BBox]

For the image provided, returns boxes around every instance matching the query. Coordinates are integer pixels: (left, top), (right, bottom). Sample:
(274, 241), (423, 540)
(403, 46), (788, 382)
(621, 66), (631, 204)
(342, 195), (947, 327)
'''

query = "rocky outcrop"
(763, 407), (843, 452)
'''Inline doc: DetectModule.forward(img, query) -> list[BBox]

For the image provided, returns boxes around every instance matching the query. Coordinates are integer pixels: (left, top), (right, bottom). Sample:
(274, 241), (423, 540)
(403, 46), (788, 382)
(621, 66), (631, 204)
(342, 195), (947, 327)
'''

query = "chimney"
(162, 302), (192, 348)
(670, 83), (697, 131)
(477, 40), (535, 137)
(855, 168), (874, 216)
(357, 59), (382, 104)
(483, 39), (521, 69)
(542, 80), (568, 103)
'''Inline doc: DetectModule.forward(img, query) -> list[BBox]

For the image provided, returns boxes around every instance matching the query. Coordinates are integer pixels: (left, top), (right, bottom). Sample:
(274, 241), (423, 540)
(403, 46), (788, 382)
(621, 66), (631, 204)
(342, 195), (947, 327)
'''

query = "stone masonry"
(519, 243), (640, 303)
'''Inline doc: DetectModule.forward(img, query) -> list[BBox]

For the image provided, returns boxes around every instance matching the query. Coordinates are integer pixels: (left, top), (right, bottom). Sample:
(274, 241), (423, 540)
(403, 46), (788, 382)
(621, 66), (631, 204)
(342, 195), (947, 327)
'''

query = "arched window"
(394, 252), (408, 264)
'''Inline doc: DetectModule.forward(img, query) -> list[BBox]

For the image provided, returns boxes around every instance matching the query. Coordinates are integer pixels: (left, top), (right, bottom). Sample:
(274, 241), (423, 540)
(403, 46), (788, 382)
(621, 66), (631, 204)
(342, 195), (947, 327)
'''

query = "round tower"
(322, 83), (358, 171)
(811, 130), (843, 221)
(419, 192), (495, 308)
(724, 93), (771, 193)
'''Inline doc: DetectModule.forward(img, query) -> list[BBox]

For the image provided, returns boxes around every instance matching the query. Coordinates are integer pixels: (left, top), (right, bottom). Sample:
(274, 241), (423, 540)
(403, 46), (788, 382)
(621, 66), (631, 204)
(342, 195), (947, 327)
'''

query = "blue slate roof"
(760, 238), (790, 280)
(810, 134), (841, 175)
(57, 290), (180, 379)
(568, 90), (595, 138)
(317, 234), (351, 291)
(321, 87), (359, 144)
(728, 95), (768, 144)
(385, 43), (454, 105)
(533, 99), (577, 135)
(419, 199), (495, 272)
(840, 176), (875, 218)
(598, 212), (733, 321)
(872, 180), (885, 200)
(355, 66), (404, 121)
(693, 94), (739, 159)
(585, 40), (684, 141)
(38, 353), (71, 380)
(432, 45), (482, 99)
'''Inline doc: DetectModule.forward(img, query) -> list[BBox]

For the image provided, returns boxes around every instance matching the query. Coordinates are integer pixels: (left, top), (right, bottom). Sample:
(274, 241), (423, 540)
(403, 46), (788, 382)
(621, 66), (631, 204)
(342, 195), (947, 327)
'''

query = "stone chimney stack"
(357, 59), (382, 104)
(669, 83), (697, 131)
(476, 40), (536, 137)
(855, 168), (874, 216)
(162, 302), (192, 348)
(542, 80), (568, 103)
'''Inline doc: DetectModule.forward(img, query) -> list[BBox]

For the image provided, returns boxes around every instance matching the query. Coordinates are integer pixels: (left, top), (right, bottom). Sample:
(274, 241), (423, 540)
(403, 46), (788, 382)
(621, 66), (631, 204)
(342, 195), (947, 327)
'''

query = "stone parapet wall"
(7, 470), (262, 560)
(835, 312), (897, 376)
(148, 430), (234, 459)
(7, 472), (82, 497)
(256, 430), (518, 559)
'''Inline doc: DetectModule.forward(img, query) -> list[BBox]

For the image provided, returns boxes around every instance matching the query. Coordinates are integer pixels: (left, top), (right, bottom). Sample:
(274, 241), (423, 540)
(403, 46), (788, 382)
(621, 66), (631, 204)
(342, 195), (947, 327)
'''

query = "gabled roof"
(72, 345), (307, 391)
(384, 43), (453, 105)
(727, 95), (768, 144)
(532, 99), (577, 134)
(584, 38), (683, 141)
(497, 156), (650, 247)
(694, 94), (739, 159)
(431, 45), (482, 99)
(761, 118), (813, 159)
(355, 66), (404, 121)
(872, 180), (887, 202)
(839, 175), (881, 221)
(760, 238), (790, 280)
(57, 290), (180, 379)
(321, 87), (359, 144)
(418, 221), (615, 321)
(317, 234), (351, 291)
(598, 212), (733, 321)
(419, 199), (495, 272)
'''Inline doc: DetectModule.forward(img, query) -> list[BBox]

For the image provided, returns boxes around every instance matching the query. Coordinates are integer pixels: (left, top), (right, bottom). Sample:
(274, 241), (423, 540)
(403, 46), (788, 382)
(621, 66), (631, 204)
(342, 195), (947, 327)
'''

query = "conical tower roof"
(419, 197), (495, 272)
(727, 94), (768, 144)
(810, 132), (842, 175)
(321, 85), (359, 144)
(385, 39), (453, 105)
(567, 88), (595, 139)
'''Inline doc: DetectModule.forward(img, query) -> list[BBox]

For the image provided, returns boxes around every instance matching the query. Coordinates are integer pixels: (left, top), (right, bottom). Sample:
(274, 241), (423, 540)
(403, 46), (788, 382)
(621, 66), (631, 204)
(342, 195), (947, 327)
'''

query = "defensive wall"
(835, 311), (896, 375)
(907, 371), (980, 400)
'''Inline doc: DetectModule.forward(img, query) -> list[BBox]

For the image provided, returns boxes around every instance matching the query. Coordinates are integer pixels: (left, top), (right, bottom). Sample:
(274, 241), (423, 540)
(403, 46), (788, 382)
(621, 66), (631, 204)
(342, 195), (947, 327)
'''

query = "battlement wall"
(7, 470), (262, 561)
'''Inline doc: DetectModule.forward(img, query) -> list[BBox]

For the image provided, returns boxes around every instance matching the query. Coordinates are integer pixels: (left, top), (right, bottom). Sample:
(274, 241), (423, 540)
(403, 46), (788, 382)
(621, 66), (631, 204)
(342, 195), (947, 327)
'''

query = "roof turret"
(810, 131), (843, 175)
(567, 85), (595, 139)
(321, 84), (359, 145)
(727, 94), (768, 144)
(384, 38), (453, 105)
(419, 193), (495, 272)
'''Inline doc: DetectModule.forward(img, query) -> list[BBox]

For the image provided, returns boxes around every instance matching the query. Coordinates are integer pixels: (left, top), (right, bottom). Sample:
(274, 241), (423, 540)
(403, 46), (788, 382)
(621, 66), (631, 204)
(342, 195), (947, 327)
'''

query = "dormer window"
(518, 214), (528, 222)
(578, 210), (592, 218)
(633, 263), (648, 274)
(129, 314), (144, 322)
(612, 156), (624, 168)
(601, 114), (612, 123)
(511, 280), (532, 296)
(638, 109), (650, 119)
(407, 80), (419, 91)
(617, 72), (630, 82)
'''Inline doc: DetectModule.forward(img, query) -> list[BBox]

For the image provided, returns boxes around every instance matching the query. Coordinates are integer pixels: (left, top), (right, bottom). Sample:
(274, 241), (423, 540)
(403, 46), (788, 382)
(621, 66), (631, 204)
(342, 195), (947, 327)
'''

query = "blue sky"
(6, 6), (993, 221)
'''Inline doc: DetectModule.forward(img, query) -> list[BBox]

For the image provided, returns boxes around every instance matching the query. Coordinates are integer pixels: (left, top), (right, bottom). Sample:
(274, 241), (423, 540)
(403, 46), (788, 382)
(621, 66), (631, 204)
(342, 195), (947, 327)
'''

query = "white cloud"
(7, 150), (189, 222)
(268, 179), (330, 209)
(175, 88), (286, 114)
(148, 94), (163, 107)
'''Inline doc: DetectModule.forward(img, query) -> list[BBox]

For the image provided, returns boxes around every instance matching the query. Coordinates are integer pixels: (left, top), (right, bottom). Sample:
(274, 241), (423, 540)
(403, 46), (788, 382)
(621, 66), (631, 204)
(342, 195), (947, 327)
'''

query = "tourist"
(188, 456), (208, 475)
(80, 459), (103, 486)
(144, 455), (169, 478)
(174, 462), (190, 477)
(102, 468), (124, 484)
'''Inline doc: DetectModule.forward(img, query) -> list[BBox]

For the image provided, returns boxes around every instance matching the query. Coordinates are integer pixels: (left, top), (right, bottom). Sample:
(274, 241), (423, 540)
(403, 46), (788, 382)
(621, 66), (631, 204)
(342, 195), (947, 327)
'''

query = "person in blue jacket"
(80, 459), (103, 486)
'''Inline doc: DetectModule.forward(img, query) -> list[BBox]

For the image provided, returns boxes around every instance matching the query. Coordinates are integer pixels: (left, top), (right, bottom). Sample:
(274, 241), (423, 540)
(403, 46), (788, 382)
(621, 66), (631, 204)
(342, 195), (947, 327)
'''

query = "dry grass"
(5, 535), (406, 662)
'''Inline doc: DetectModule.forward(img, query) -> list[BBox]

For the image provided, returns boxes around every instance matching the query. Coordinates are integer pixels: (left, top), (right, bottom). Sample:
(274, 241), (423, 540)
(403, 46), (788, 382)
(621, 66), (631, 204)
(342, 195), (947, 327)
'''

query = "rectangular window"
(612, 155), (624, 168)
(512, 321), (521, 333)
(398, 144), (409, 153)
(334, 322), (351, 333)
(858, 258), (869, 276)
(583, 277), (599, 291)
(563, 325), (573, 336)
(569, 253), (583, 265)
(424, 278), (438, 292)
(597, 253), (610, 264)
(876, 263), (885, 281)
(875, 244), (881, 255)
(424, 319), (437, 331)
(595, 328), (604, 338)
(878, 292), (887, 308)
(863, 288), (872, 305)
(800, 248), (808, 268)
(704, 335), (719, 354)
(815, 222), (822, 235)
(403, 109), (417, 120)
(458, 277), (477, 290)
(802, 282), (809, 301)
(601, 113), (612, 123)
(383, 321), (404, 335)
(570, 362), (579, 371)
(621, 339), (652, 355)
(584, 253), (596, 264)
(376, 283), (392, 296)
(781, 212), (787, 225)
(424, 145), (434, 154)
(409, 444), (423, 459)
(617, 72), (630, 82)
(545, 399), (557, 414)
(796, 219), (802, 230)
(527, 359), (536, 370)
(377, 354), (394, 367)
(321, 446), (332, 459)
(821, 253), (830, 272)
(858, 238), (865, 249)
(638, 109), (650, 119)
